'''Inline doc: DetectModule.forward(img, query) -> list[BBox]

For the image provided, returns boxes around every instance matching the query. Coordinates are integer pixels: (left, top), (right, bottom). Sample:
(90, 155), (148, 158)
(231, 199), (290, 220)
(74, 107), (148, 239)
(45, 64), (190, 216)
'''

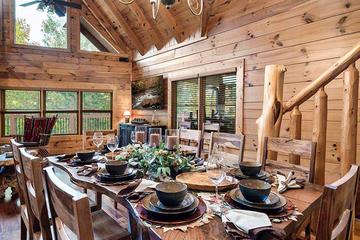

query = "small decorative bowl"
(76, 151), (95, 161)
(155, 182), (188, 207)
(239, 179), (271, 202)
(105, 160), (128, 175)
(239, 161), (262, 176)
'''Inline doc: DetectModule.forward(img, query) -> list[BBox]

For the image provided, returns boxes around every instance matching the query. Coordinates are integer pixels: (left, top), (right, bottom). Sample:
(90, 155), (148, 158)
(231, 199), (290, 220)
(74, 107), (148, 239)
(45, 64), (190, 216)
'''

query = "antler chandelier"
(119, 0), (203, 19)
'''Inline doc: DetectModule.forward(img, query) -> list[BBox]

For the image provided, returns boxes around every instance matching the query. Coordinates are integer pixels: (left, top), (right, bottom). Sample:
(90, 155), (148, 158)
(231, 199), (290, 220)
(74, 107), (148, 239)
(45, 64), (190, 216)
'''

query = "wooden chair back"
(316, 165), (360, 240)
(20, 147), (52, 240)
(262, 137), (316, 183)
(209, 132), (245, 167)
(179, 129), (202, 157)
(83, 129), (117, 151)
(43, 166), (94, 240)
(201, 123), (220, 153)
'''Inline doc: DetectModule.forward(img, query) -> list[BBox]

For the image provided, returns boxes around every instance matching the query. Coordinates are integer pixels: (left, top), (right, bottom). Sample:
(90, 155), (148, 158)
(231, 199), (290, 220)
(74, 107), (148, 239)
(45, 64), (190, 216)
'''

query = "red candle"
(149, 133), (161, 147)
(135, 131), (145, 143)
(166, 136), (178, 150)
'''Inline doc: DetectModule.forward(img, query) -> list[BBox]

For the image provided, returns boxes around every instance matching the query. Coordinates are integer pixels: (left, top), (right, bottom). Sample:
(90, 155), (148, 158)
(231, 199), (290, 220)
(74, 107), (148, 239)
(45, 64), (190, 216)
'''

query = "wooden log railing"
(257, 41), (360, 186)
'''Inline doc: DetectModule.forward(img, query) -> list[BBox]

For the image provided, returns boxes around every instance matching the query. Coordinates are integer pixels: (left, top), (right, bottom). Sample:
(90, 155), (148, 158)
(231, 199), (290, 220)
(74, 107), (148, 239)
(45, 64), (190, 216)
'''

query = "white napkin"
(135, 179), (158, 192)
(277, 171), (302, 193)
(222, 209), (272, 234)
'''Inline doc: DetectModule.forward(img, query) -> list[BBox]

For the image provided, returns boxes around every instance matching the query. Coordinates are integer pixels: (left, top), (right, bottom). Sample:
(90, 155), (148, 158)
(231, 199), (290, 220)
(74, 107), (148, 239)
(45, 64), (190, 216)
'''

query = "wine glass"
(130, 131), (136, 144)
(206, 153), (225, 203)
(106, 135), (119, 161)
(93, 132), (103, 155)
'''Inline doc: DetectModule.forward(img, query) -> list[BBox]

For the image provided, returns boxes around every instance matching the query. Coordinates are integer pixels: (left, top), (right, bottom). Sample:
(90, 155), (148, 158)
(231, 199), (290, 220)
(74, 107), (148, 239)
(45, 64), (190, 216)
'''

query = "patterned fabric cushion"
(23, 116), (57, 143)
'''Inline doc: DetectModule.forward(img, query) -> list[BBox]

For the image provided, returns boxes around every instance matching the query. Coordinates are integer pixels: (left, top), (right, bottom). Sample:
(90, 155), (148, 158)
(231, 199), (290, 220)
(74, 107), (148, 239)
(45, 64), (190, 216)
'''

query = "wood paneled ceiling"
(81, 0), (216, 56)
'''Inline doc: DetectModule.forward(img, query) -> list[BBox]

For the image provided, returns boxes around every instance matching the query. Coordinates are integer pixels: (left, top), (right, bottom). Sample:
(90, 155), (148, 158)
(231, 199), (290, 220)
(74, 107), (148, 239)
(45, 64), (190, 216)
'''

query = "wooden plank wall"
(0, 0), (131, 154)
(132, 0), (360, 183)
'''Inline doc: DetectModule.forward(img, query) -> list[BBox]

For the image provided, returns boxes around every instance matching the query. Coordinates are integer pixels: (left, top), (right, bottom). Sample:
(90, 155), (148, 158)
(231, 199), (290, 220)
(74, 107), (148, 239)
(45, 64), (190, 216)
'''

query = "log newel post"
(340, 63), (359, 176)
(289, 106), (302, 164)
(256, 65), (286, 162)
(312, 87), (327, 186)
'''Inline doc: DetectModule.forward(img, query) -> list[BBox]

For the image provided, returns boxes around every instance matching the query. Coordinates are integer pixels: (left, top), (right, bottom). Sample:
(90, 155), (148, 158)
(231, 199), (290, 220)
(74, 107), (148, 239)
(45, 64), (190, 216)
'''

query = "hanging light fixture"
(118, 0), (203, 20)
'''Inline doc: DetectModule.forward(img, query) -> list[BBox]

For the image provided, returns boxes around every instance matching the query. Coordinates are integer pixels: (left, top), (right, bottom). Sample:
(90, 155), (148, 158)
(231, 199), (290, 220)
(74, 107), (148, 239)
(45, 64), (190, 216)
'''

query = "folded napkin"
(223, 209), (272, 234)
(134, 179), (158, 192)
(77, 163), (99, 176)
(276, 171), (304, 193)
(249, 226), (286, 240)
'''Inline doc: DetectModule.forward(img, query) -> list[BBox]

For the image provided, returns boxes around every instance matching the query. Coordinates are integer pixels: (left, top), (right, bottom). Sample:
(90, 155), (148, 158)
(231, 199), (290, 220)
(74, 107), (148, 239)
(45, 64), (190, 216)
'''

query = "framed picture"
(132, 76), (164, 110)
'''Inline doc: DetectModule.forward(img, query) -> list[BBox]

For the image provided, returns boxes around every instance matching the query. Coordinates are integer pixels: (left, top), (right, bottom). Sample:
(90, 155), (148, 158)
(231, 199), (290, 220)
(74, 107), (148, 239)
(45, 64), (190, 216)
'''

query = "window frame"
(11, 0), (71, 51)
(0, 88), (113, 137)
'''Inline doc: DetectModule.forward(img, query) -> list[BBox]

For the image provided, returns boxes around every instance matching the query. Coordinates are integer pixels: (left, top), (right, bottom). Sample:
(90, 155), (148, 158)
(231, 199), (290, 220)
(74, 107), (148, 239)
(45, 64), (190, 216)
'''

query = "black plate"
(70, 158), (98, 166)
(149, 193), (195, 212)
(142, 193), (199, 216)
(230, 169), (270, 180)
(229, 189), (286, 212)
(96, 168), (137, 182)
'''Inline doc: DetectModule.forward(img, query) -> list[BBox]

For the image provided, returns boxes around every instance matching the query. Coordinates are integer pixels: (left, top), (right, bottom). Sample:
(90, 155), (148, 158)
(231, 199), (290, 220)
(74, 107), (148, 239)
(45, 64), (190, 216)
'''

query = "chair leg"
(95, 192), (102, 210)
(20, 218), (27, 240)
(114, 200), (118, 209)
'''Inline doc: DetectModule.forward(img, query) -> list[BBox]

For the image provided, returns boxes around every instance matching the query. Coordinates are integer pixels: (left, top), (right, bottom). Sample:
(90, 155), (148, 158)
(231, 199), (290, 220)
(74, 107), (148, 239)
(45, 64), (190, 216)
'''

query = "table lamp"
(124, 110), (131, 123)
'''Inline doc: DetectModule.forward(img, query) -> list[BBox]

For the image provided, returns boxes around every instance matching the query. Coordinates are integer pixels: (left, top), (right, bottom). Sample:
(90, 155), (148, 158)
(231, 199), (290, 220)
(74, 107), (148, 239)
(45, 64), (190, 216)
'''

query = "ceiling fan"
(20, 0), (82, 17)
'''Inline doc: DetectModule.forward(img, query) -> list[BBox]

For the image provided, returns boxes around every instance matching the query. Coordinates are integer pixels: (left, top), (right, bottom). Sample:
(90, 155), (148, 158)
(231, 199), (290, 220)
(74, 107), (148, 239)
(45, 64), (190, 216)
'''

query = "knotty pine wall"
(0, 1), (132, 154)
(133, 0), (360, 183)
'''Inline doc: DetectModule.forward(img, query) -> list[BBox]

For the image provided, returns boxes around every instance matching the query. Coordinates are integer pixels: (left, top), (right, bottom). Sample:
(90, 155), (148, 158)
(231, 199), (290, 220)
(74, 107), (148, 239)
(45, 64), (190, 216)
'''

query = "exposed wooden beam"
(128, 2), (164, 50)
(159, 4), (183, 43)
(104, 0), (146, 55)
(81, 5), (121, 53)
(83, 0), (128, 54)
(201, 0), (210, 37)
(68, 0), (81, 52)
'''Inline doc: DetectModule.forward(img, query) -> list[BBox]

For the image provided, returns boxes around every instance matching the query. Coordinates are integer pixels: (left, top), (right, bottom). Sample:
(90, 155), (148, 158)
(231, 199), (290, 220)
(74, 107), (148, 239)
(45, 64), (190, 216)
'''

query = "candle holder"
(148, 128), (162, 147)
(165, 129), (179, 151)
(135, 126), (147, 144)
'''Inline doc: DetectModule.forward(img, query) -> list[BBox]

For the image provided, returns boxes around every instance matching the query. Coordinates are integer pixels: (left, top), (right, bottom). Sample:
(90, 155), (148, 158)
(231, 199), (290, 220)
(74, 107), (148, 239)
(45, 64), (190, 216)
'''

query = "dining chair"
(201, 122), (220, 159)
(43, 166), (131, 240)
(179, 129), (202, 158)
(316, 164), (360, 240)
(20, 147), (52, 240)
(209, 132), (245, 167)
(83, 129), (117, 151)
(262, 137), (317, 183)
(10, 139), (36, 240)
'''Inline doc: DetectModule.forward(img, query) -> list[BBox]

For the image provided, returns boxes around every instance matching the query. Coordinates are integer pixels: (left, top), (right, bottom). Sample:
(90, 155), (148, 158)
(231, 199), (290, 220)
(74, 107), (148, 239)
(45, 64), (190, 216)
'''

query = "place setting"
(228, 161), (271, 182)
(135, 182), (208, 226)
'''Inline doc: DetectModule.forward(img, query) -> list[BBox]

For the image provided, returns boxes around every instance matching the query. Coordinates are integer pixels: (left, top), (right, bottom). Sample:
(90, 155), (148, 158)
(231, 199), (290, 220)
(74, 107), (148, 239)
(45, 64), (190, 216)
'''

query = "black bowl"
(239, 179), (271, 202)
(155, 182), (188, 207)
(76, 151), (95, 161)
(105, 161), (128, 175)
(239, 161), (262, 176)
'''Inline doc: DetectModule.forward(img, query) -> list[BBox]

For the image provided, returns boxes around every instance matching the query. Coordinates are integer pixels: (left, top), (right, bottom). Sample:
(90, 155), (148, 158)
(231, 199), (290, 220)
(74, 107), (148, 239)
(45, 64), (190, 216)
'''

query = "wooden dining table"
(47, 156), (323, 240)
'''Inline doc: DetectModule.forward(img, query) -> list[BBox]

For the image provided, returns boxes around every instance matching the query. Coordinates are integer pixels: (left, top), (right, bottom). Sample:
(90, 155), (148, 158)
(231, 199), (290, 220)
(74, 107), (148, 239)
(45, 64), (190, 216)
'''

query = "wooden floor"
(1, 187), (360, 240)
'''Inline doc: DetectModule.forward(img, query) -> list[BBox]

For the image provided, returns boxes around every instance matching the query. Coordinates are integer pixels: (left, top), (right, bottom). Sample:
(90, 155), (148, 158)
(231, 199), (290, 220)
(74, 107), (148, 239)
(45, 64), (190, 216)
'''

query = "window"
(14, 0), (68, 48)
(80, 33), (100, 52)
(1, 89), (113, 136)
(82, 92), (112, 131)
(45, 91), (78, 134)
(204, 73), (237, 133)
(3, 90), (41, 136)
(175, 79), (199, 129)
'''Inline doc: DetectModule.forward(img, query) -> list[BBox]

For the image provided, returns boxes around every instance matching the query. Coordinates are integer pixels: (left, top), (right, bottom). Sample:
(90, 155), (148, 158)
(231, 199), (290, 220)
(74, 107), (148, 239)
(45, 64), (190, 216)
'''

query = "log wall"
(133, 0), (360, 183)
(0, 0), (131, 154)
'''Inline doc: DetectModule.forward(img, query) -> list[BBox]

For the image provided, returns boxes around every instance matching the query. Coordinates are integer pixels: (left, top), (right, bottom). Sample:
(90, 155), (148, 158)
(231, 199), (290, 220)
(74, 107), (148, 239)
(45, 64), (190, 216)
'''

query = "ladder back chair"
(179, 129), (202, 158)
(83, 129), (117, 151)
(201, 123), (220, 159)
(11, 139), (36, 240)
(262, 137), (317, 183)
(20, 147), (52, 240)
(209, 132), (245, 167)
(43, 166), (131, 240)
(316, 164), (360, 240)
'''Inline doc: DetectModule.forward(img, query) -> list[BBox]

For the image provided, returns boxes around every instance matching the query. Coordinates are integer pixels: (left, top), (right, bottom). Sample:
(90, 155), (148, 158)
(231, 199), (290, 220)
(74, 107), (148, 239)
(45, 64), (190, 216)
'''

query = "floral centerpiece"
(115, 143), (193, 180)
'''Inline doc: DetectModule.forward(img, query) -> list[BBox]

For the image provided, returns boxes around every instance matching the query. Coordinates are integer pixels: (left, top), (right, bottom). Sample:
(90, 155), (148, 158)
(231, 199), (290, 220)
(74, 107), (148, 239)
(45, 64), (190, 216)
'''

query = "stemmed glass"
(106, 135), (119, 161)
(93, 132), (103, 155)
(206, 144), (225, 203)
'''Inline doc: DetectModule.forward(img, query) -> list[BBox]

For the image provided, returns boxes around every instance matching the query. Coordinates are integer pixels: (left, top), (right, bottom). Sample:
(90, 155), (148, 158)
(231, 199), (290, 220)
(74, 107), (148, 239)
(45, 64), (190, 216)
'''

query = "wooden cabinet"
(118, 123), (167, 147)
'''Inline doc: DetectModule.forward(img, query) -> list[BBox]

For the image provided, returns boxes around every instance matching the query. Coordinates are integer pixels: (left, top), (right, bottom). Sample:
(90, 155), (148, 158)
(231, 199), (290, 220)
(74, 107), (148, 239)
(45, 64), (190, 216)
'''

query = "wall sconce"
(124, 110), (131, 123)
